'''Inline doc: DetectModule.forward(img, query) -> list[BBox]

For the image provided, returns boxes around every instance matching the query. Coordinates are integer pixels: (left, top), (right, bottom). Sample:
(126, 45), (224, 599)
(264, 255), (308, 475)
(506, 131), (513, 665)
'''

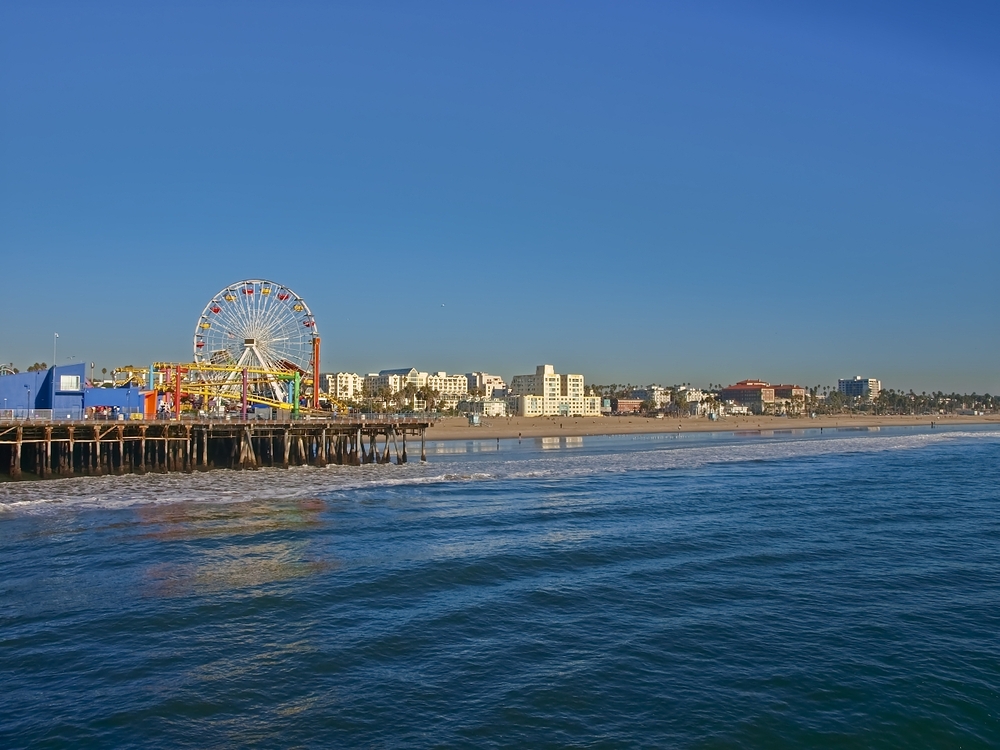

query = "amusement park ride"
(151, 279), (346, 418)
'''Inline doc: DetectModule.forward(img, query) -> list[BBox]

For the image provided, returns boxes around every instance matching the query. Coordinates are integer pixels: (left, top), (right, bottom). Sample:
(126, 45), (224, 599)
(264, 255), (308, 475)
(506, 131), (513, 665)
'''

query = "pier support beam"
(11, 426), (22, 479)
(117, 426), (125, 475)
(93, 427), (102, 475)
(42, 427), (51, 478)
(67, 427), (75, 477)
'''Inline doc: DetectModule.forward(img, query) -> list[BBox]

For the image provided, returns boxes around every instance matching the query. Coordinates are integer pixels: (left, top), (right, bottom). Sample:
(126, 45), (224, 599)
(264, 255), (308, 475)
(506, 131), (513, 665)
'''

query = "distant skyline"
(1, 1), (997, 393)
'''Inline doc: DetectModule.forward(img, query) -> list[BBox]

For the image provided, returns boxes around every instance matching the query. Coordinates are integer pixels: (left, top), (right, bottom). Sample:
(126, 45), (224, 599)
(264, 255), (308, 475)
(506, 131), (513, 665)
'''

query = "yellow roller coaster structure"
(152, 362), (349, 416)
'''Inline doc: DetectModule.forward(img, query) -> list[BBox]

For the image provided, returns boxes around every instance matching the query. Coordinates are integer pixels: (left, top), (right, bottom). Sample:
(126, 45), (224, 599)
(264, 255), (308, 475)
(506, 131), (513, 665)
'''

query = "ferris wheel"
(193, 279), (318, 403)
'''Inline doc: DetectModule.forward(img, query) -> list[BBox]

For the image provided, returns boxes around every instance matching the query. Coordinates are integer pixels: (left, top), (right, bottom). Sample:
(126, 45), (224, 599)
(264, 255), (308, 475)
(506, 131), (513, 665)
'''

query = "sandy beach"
(425, 413), (1000, 441)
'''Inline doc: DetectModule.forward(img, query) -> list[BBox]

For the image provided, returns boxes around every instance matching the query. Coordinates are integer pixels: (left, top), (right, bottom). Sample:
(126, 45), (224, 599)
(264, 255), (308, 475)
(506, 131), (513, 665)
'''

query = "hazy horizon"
(1, 2), (997, 393)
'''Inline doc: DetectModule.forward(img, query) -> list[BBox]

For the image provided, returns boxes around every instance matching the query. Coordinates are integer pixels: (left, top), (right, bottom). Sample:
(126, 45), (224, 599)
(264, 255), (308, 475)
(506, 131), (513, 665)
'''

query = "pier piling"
(0, 417), (431, 480)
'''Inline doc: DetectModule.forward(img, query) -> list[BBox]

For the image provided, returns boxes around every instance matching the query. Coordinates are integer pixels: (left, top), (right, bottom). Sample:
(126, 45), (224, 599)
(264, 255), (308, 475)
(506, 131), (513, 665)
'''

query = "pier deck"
(0, 418), (430, 480)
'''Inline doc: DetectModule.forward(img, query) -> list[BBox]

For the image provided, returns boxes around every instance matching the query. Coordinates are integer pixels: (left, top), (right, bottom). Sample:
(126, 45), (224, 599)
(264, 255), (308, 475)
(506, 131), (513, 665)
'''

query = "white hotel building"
(325, 372), (364, 402)
(466, 372), (507, 398)
(507, 364), (602, 417)
(336, 368), (471, 410)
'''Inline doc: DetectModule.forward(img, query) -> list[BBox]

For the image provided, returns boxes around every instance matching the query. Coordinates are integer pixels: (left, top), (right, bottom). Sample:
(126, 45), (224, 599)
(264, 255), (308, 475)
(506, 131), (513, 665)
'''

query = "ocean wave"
(1, 430), (997, 515)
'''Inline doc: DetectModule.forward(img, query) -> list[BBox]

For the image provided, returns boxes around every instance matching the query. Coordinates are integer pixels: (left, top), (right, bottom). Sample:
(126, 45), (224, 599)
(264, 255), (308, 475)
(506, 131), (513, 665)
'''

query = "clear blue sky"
(1, 1), (997, 392)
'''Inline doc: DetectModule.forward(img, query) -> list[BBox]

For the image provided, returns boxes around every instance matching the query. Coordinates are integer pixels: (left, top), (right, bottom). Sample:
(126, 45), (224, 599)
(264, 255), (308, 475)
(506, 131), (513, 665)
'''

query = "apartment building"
(363, 367), (424, 394)
(355, 368), (472, 410)
(466, 372), (507, 398)
(423, 371), (469, 411)
(508, 364), (602, 417)
(325, 372), (364, 402)
(838, 376), (881, 402)
(633, 385), (670, 408)
(426, 372), (468, 397)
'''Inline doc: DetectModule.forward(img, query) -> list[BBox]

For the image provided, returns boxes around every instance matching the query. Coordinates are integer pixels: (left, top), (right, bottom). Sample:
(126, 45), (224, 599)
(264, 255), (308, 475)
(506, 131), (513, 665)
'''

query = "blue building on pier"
(0, 363), (87, 418)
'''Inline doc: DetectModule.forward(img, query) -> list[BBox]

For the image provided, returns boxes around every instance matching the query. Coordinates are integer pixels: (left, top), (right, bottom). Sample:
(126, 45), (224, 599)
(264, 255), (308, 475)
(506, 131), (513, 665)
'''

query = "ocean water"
(2, 426), (998, 748)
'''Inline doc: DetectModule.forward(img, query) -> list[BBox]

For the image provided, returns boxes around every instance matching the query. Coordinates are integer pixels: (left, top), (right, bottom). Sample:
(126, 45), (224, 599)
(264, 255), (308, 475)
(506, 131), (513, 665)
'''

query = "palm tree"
(703, 394), (719, 416)
(374, 385), (392, 412)
(398, 382), (419, 411)
(673, 389), (688, 416)
(420, 385), (441, 413)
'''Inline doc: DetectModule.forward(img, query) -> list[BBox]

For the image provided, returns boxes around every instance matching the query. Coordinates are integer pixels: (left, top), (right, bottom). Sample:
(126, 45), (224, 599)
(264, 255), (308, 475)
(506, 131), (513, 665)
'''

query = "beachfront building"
(325, 372), (364, 402)
(632, 386), (670, 408)
(838, 376), (881, 402)
(426, 372), (468, 397)
(363, 367), (425, 396)
(674, 387), (704, 405)
(720, 380), (774, 413)
(724, 403), (751, 416)
(675, 387), (715, 416)
(458, 397), (508, 417)
(507, 364), (602, 417)
(357, 368), (471, 411)
(466, 372), (507, 398)
(506, 393), (543, 417)
(425, 372), (469, 411)
(720, 380), (806, 414)
(772, 384), (807, 414)
(611, 397), (643, 414)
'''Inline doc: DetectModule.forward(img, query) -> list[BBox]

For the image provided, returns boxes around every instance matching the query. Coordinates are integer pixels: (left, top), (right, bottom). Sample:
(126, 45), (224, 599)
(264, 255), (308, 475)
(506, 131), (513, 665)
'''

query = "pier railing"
(0, 409), (57, 421)
(0, 409), (438, 425)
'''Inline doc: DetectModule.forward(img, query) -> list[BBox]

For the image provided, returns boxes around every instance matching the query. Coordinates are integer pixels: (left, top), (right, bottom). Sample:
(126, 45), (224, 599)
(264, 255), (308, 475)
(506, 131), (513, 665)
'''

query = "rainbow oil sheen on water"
(2, 426), (999, 747)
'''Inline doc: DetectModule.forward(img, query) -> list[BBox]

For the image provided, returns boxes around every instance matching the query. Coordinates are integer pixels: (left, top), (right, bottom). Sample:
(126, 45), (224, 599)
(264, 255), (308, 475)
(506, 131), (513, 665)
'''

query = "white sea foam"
(1, 430), (996, 516)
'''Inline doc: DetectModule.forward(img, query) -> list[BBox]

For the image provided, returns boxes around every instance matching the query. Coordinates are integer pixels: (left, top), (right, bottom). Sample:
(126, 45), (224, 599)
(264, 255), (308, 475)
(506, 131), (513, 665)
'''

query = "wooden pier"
(0, 418), (430, 480)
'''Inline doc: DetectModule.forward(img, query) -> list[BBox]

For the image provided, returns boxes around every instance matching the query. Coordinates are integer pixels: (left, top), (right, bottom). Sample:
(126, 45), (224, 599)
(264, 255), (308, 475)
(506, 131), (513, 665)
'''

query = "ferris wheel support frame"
(312, 336), (321, 410)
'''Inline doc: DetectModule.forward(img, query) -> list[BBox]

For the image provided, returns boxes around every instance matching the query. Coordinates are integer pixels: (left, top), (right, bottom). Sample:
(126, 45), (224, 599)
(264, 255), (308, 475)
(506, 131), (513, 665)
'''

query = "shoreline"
(425, 414), (1000, 442)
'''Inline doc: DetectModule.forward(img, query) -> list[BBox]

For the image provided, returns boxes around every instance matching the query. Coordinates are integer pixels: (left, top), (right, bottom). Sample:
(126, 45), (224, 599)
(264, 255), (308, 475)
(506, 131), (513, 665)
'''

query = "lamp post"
(53, 333), (59, 369)
(24, 384), (31, 416)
